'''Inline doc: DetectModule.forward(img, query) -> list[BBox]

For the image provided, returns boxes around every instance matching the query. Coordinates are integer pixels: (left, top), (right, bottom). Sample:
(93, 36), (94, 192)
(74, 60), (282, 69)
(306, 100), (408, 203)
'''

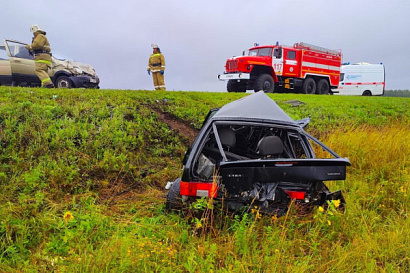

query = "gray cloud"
(3, 0), (409, 90)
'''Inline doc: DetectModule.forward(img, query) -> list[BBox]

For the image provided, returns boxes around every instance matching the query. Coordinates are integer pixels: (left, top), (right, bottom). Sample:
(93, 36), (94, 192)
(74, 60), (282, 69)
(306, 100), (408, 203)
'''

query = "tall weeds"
(1, 88), (409, 272)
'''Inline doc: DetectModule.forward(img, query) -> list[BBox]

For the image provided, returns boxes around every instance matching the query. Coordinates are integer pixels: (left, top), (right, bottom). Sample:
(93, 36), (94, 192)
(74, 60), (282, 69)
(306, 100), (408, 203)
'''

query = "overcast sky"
(3, 0), (410, 91)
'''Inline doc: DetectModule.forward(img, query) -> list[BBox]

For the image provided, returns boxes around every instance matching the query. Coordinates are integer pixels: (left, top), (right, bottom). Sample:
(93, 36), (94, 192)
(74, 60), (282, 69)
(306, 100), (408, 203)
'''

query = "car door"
(5, 39), (40, 86)
(0, 45), (12, 85)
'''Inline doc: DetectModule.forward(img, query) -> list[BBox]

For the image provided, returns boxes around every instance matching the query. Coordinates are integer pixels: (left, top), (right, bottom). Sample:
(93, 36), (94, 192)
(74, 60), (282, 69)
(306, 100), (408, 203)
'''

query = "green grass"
(0, 87), (409, 272)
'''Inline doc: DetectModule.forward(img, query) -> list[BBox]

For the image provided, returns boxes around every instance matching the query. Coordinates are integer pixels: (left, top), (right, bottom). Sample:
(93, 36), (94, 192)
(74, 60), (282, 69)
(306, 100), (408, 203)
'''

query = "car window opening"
(193, 124), (317, 181)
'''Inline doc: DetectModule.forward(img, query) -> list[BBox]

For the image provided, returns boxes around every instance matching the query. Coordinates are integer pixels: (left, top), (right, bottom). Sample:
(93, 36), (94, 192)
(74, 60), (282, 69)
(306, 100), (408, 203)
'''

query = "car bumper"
(218, 73), (250, 80)
(69, 75), (100, 88)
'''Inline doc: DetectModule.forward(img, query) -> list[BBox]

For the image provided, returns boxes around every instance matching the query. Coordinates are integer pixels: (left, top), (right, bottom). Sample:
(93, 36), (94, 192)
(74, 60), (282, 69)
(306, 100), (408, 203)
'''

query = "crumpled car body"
(166, 92), (350, 216)
(0, 39), (99, 88)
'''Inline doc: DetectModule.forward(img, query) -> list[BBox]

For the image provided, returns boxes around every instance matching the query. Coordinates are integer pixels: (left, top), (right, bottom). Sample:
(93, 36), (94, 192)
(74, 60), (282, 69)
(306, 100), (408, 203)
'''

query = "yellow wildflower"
(318, 206), (325, 213)
(196, 221), (202, 229)
(256, 211), (261, 220)
(400, 186), (406, 193)
(332, 199), (341, 208)
(327, 220), (332, 226)
(63, 211), (74, 224)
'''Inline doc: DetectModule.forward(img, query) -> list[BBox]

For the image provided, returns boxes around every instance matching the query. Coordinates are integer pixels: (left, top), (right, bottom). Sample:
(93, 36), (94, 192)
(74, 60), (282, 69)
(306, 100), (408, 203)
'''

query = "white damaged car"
(0, 39), (99, 88)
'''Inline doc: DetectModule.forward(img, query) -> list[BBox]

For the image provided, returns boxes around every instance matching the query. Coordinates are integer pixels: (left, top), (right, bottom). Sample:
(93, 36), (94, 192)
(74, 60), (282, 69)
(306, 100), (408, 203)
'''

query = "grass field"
(0, 87), (409, 272)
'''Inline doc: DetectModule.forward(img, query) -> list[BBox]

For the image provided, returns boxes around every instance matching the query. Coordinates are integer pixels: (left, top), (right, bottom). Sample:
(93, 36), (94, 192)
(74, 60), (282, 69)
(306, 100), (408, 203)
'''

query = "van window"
(286, 50), (296, 60)
(339, 73), (344, 82)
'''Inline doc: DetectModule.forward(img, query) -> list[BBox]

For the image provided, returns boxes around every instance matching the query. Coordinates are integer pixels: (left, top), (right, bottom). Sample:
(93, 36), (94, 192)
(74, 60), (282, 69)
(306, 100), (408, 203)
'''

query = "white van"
(332, 63), (385, 96)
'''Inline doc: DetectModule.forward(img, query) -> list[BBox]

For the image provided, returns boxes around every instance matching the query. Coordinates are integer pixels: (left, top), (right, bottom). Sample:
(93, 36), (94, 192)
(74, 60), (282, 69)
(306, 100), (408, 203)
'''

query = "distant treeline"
(384, 90), (410, 97)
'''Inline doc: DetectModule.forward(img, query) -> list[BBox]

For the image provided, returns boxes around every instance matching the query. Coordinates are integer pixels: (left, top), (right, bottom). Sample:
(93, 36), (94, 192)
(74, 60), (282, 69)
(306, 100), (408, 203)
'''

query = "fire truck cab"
(218, 42), (342, 95)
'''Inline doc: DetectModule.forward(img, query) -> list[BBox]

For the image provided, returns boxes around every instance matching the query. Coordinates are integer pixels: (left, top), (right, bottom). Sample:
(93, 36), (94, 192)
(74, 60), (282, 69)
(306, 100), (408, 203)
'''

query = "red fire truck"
(218, 42), (342, 94)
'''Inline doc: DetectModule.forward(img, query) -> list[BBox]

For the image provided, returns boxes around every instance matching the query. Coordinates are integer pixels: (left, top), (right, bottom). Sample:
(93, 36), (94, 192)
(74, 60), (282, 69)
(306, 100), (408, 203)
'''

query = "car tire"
(302, 78), (316, 94)
(165, 178), (183, 212)
(316, 79), (330, 95)
(362, 90), (372, 96)
(56, 76), (73, 88)
(254, 74), (275, 93)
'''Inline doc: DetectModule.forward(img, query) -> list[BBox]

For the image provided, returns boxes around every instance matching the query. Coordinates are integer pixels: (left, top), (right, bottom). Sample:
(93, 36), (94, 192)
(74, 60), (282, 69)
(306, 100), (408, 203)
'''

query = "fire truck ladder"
(294, 42), (340, 56)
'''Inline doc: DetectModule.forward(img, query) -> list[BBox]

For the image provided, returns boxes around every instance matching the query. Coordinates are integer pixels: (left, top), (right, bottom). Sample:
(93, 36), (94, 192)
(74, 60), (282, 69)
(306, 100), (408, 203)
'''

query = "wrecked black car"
(166, 92), (350, 216)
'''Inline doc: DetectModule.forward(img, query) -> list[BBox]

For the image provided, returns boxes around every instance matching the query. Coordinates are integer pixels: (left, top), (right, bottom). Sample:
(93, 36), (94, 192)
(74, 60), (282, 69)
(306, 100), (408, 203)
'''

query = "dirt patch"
(97, 105), (199, 205)
(147, 105), (199, 146)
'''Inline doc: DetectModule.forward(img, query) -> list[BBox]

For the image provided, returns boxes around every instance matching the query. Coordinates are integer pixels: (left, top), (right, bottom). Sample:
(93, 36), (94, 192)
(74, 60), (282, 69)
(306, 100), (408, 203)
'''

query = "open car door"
(5, 39), (40, 86)
(0, 44), (12, 85)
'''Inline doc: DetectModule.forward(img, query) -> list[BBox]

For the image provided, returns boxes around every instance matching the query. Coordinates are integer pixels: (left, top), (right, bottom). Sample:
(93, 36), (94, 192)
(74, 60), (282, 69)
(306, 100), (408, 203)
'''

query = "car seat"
(217, 127), (236, 151)
(216, 127), (250, 161)
(257, 136), (284, 158)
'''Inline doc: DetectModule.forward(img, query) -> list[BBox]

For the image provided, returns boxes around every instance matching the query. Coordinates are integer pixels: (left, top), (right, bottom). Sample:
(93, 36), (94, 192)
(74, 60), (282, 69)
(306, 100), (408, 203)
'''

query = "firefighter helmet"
(151, 44), (159, 49)
(30, 24), (43, 33)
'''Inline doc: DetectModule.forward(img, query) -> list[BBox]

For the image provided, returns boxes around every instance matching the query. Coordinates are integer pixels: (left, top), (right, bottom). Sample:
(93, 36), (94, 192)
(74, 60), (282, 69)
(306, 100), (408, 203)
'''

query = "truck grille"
(226, 60), (238, 71)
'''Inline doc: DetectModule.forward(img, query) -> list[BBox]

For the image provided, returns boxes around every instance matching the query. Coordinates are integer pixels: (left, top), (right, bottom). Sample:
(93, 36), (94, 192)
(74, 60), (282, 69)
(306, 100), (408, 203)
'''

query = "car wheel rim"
(59, 80), (69, 88)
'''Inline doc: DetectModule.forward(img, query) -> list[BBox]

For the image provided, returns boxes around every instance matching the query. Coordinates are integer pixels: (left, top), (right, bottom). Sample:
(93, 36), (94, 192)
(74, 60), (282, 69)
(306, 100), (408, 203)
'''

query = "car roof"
(212, 92), (297, 125)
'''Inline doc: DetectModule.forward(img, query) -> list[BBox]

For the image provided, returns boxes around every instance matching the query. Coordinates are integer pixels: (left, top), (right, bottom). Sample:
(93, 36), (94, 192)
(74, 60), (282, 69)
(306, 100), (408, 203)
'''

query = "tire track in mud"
(147, 105), (199, 147)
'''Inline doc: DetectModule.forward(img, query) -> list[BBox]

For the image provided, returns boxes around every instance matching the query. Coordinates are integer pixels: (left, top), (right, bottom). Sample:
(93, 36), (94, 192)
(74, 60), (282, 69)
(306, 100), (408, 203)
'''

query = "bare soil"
(148, 105), (199, 146)
(98, 105), (199, 204)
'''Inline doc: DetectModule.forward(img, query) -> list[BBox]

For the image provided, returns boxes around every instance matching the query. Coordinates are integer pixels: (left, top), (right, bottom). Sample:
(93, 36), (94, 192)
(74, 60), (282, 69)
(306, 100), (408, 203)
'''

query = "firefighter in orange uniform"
(147, 44), (166, 90)
(25, 24), (54, 88)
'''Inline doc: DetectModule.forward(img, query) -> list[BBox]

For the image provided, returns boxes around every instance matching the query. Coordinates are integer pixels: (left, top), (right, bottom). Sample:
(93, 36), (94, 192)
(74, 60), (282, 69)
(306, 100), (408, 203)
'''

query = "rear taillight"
(180, 181), (218, 198)
(285, 191), (305, 200)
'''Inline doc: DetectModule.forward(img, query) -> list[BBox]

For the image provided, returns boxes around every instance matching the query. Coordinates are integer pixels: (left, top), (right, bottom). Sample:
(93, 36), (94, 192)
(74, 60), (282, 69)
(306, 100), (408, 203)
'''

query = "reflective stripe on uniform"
(41, 78), (52, 83)
(35, 60), (52, 65)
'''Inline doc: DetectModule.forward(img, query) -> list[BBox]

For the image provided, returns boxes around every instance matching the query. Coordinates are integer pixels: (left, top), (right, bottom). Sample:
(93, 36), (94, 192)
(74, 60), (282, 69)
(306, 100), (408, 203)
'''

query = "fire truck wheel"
(302, 78), (316, 94)
(227, 80), (247, 92)
(316, 79), (330, 94)
(166, 178), (183, 212)
(254, 74), (275, 93)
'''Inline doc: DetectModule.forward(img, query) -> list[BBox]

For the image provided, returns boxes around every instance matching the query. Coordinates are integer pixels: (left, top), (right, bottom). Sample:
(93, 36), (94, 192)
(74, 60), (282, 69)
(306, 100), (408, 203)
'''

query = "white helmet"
(30, 24), (43, 33)
(151, 44), (159, 49)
